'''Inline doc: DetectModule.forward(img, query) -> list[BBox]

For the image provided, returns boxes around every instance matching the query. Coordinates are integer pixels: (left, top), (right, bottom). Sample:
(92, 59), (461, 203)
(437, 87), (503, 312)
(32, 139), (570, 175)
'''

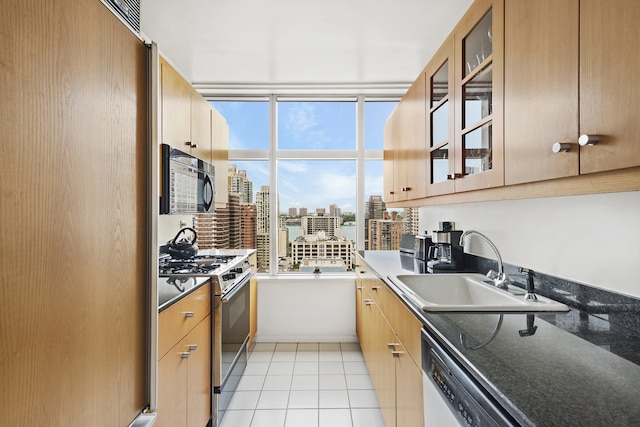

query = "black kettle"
(162, 227), (199, 259)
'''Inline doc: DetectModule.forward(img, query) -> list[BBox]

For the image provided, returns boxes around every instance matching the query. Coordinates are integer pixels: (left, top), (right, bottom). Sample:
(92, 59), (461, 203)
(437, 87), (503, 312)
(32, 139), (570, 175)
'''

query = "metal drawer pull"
(578, 134), (600, 146)
(391, 350), (405, 357)
(188, 344), (198, 351)
(552, 142), (572, 153)
(387, 342), (401, 349)
(184, 311), (195, 318)
(364, 299), (374, 305)
(181, 352), (190, 359)
(371, 286), (380, 291)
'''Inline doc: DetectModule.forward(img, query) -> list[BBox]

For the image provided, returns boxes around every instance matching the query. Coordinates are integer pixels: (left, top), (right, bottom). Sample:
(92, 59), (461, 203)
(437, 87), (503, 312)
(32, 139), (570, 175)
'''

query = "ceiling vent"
(101, 0), (140, 34)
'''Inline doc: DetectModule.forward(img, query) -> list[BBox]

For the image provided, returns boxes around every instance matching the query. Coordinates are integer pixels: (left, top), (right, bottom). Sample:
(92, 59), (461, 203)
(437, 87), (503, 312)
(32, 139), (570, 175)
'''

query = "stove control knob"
(231, 268), (244, 274)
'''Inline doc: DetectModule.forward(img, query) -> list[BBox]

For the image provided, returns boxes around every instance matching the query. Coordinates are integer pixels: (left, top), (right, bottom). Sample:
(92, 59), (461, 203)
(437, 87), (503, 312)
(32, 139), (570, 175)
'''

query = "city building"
(240, 204), (257, 249)
(301, 213), (341, 238)
(288, 207), (298, 216)
(299, 257), (347, 273)
(228, 164), (253, 204)
(290, 231), (354, 271)
(299, 207), (308, 216)
(368, 218), (407, 250)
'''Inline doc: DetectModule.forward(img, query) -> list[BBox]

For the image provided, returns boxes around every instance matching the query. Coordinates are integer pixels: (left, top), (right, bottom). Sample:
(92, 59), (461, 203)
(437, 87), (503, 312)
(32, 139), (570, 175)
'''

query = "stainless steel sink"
(389, 273), (570, 313)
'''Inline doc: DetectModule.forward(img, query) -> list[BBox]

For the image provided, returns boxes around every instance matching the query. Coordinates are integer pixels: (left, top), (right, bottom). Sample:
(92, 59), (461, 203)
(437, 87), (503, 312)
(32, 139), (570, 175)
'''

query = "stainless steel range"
(159, 249), (254, 427)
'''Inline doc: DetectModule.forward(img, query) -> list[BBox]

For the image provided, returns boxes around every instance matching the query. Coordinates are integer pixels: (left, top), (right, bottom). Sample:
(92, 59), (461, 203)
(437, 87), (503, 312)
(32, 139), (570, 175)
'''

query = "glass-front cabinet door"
(426, 35), (455, 196)
(453, 0), (504, 193)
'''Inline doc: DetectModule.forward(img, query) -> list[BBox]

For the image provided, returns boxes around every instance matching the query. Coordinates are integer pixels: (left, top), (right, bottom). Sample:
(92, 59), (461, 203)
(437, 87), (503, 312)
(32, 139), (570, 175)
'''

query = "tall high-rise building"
(365, 195), (386, 220)
(288, 207), (298, 217)
(256, 186), (270, 270)
(368, 218), (406, 250)
(404, 207), (420, 235)
(227, 193), (242, 248)
(329, 203), (342, 218)
(256, 186), (270, 234)
(240, 204), (257, 249)
(228, 163), (253, 204)
(299, 207), (308, 216)
(364, 195), (387, 249)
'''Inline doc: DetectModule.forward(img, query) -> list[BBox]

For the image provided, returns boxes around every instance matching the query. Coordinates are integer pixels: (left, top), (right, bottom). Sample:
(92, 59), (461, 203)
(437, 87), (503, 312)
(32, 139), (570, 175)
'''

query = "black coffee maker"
(427, 221), (464, 273)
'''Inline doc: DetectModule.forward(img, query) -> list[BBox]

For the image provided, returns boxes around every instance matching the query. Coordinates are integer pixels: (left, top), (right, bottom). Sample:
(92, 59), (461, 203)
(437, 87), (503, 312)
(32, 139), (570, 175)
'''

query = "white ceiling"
(140, 0), (473, 94)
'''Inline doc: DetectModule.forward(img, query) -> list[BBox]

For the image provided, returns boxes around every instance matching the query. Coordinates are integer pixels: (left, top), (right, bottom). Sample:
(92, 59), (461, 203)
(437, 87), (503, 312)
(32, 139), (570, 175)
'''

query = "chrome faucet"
(459, 230), (512, 289)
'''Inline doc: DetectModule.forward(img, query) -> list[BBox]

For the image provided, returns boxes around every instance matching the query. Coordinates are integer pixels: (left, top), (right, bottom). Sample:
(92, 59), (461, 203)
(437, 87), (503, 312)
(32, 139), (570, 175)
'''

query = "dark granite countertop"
(357, 250), (640, 427)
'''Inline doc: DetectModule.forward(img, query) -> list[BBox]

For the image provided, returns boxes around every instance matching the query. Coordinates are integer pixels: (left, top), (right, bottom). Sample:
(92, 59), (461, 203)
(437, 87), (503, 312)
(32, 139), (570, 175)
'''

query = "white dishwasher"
(421, 329), (517, 427)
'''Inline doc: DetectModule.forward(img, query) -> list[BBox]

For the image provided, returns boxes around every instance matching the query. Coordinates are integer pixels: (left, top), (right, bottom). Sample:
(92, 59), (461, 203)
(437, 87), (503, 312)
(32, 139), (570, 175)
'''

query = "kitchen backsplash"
(158, 214), (194, 244)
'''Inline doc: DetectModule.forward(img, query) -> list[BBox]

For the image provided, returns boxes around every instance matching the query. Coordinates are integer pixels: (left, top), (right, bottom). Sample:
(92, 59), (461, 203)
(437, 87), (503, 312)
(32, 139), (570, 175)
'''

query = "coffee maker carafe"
(427, 221), (464, 273)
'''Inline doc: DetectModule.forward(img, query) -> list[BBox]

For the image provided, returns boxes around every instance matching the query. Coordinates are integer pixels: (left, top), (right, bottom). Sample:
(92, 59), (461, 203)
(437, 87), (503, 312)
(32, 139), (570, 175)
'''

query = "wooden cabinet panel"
(1, 1), (148, 424)
(400, 74), (428, 201)
(383, 109), (397, 203)
(379, 284), (422, 366)
(190, 91), (213, 162)
(157, 342), (189, 427)
(157, 316), (211, 427)
(186, 318), (211, 427)
(357, 254), (424, 427)
(249, 277), (258, 347)
(504, 0), (579, 185)
(426, 35), (456, 197)
(453, 0), (505, 193)
(159, 283), (211, 359)
(160, 57), (191, 149)
(362, 289), (397, 427)
(395, 343), (425, 427)
(580, 0), (640, 174)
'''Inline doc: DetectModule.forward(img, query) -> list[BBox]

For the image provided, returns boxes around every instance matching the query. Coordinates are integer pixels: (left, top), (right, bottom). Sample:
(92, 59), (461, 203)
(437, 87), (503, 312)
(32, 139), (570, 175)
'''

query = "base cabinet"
(157, 284), (212, 427)
(356, 255), (424, 427)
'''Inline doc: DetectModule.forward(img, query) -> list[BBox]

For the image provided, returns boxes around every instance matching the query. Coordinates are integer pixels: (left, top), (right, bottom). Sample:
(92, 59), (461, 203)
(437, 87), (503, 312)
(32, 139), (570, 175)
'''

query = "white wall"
(158, 214), (194, 244)
(256, 276), (357, 343)
(419, 191), (640, 298)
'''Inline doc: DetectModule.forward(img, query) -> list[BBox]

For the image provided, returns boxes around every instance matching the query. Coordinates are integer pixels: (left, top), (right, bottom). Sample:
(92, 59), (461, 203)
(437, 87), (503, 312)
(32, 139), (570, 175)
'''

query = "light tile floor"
(220, 342), (386, 427)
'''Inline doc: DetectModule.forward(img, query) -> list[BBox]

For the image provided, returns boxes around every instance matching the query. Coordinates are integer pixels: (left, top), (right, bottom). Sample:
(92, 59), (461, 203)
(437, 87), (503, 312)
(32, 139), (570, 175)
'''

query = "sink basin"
(389, 273), (570, 313)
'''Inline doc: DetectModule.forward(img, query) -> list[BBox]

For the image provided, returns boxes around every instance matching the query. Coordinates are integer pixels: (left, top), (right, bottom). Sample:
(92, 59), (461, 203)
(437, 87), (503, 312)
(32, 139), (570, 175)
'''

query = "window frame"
(209, 95), (399, 276)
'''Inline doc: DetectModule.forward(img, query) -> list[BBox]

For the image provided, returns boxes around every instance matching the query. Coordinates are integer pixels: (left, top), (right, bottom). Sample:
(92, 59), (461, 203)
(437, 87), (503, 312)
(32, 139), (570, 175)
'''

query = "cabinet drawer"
(159, 282), (211, 359)
(379, 283), (422, 367)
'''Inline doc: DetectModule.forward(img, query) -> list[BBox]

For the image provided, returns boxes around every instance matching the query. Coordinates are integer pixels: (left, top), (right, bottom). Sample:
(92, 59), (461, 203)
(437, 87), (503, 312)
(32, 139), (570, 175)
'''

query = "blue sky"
(212, 100), (396, 214)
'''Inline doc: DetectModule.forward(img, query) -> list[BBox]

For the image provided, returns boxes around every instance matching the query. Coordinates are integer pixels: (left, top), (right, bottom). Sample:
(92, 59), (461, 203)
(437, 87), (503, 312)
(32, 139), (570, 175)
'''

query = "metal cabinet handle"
(184, 311), (195, 318)
(552, 142), (572, 153)
(387, 342), (401, 349)
(578, 134), (600, 146)
(181, 352), (190, 359)
(371, 286), (380, 291)
(391, 350), (405, 357)
(188, 344), (198, 351)
(364, 299), (374, 305)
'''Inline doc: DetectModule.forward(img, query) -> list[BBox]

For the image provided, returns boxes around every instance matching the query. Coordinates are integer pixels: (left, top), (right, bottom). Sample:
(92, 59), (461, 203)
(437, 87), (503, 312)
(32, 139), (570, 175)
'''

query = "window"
(210, 97), (403, 275)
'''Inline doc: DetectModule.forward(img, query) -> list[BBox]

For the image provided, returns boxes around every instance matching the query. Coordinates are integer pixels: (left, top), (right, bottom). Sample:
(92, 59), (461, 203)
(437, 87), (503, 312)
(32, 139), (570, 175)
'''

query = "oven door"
(213, 274), (251, 424)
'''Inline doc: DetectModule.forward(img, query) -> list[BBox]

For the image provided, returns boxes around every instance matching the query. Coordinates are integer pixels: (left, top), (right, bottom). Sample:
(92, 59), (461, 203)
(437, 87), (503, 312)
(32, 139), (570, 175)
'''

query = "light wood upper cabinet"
(580, 0), (640, 174)
(190, 91), (213, 161)
(452, 0), (505, 193)
(383, 74), (427, 203)
(383, 108), (398, 203)
(504, 0), (640, 185)
(426, 35), (456, 197)
(504, 0), (579, 185)
(160, 57), (192, 150)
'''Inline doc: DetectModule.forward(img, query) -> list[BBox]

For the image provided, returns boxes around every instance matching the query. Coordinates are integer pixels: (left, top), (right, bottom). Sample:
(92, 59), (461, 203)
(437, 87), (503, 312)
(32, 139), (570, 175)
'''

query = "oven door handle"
(220, 273), (252, 303)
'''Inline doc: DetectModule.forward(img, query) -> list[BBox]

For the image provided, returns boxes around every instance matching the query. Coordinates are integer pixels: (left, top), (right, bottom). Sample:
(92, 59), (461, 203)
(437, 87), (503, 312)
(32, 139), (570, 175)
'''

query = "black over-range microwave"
(160, 144), (215, 215)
